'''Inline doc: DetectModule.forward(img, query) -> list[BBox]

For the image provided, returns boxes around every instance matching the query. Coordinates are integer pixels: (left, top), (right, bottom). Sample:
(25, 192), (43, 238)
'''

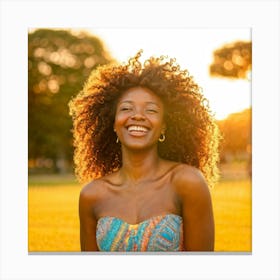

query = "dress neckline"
(97, 213), (182, 227)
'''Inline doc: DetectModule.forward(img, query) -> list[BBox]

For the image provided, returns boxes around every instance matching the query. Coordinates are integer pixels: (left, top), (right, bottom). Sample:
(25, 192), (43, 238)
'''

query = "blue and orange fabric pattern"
(96, 214), (183, 251)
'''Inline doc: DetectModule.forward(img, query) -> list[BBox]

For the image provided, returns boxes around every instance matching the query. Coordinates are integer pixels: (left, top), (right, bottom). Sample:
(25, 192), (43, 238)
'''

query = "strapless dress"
(96, 214), (183, 252)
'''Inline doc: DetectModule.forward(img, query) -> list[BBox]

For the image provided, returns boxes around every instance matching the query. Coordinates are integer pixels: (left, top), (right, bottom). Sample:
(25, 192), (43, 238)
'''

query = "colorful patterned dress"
(96, 214), (183, 251)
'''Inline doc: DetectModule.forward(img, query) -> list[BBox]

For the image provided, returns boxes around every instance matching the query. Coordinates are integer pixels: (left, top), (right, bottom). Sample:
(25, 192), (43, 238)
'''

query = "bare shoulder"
(79, 177), (107, 205)
(171, 163), (209, 199)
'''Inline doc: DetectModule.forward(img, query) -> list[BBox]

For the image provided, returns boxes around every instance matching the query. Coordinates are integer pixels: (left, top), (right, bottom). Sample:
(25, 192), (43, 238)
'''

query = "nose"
(131, 110), (146, 121)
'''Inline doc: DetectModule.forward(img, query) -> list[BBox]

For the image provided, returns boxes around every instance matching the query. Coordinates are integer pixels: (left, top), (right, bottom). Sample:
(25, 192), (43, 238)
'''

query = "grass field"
(28, 169), (251, 252)
(210, 178), (251, 251)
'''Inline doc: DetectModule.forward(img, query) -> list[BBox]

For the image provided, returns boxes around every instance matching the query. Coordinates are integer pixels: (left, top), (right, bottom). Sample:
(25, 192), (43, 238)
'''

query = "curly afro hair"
(69, 50), (221, 187)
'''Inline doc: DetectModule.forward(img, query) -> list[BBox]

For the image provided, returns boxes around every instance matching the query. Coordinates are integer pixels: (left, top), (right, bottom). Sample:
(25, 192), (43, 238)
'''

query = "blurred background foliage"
(218, 108), (251, 158)
(209, 41), (251, 79)
(209, 40), (252, 178)
(28, 29), (112, 173)
(217, 108), (252, 178)
(28, 29), (251, 176)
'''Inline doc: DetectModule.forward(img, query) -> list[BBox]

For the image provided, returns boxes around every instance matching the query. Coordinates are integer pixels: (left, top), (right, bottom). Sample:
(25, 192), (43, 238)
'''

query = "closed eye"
(146, 109), (158, 113)
(120, 107), (132, 111)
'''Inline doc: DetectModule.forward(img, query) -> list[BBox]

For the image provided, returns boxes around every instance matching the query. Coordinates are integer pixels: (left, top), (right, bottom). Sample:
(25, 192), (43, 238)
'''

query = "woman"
(69, 51), (220, 252)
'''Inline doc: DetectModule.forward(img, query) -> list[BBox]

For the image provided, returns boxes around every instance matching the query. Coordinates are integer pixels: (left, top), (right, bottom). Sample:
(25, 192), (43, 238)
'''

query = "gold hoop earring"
(159, 134), (165, 142)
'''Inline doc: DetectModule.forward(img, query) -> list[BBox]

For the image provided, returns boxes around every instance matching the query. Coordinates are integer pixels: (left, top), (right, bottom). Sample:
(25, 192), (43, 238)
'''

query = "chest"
(94, 180), (179, 222)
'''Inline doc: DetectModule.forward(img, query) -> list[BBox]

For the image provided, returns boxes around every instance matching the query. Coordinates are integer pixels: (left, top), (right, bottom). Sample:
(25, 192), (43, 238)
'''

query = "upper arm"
(174, 166), (214, 251)
(79, 183), (99, 251)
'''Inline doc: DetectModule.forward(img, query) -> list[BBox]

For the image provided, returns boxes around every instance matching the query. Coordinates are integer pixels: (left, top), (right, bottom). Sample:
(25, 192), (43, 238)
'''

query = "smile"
(127, 125), (149, 132)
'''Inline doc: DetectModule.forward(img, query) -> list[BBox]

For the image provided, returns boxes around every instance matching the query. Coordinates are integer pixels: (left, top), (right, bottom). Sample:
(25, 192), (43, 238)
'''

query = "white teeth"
(128, 125), (148, 132)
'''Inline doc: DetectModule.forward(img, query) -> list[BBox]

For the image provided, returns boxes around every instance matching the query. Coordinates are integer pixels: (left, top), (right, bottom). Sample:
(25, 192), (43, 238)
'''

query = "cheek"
(114, 113), (128, 129)
(151, 115), (165, 129)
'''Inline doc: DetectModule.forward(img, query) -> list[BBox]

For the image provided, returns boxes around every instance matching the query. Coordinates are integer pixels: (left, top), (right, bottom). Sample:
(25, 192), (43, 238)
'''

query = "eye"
(120, 106), (132, 111)
(146, 108), (158, 113)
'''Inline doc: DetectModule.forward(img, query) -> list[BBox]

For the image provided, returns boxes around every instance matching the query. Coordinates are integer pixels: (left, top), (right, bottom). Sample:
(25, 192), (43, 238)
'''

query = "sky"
(81, 28), (251, 120)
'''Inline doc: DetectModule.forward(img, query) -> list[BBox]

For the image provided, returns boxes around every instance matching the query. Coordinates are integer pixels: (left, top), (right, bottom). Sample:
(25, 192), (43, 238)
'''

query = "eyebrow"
(119, 101), (161, 107)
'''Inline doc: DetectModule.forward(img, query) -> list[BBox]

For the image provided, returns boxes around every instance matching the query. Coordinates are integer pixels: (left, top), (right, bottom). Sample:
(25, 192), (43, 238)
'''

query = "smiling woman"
(69, 50), (221, 252)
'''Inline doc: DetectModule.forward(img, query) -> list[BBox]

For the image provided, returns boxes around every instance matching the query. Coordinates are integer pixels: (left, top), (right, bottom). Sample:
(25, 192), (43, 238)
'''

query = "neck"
(120, 147), (161, 183)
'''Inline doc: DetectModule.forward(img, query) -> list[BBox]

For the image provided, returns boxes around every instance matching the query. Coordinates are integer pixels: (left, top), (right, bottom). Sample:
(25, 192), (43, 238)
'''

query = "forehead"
(118, 87), (163, 106)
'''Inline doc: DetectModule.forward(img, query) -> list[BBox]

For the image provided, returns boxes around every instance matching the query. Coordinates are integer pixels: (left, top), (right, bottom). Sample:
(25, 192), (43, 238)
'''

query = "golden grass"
(28, 183), (81, 252)
(28, 176), (251, 252)
(211, 179), (252, 252)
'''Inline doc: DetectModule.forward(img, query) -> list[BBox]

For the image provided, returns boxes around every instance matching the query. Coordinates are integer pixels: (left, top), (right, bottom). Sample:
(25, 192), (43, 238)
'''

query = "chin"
(122, 140), (156, 151)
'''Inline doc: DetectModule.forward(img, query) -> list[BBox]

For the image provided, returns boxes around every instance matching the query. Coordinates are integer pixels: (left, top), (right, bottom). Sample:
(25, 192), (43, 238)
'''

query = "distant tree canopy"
(209, 41), (251, 79)
(217, 108), (251, 160)
(28, 28), (112, 172)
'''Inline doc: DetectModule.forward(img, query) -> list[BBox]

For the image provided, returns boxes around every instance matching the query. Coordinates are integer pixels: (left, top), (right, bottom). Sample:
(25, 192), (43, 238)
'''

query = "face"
(114, 87), (165, 150)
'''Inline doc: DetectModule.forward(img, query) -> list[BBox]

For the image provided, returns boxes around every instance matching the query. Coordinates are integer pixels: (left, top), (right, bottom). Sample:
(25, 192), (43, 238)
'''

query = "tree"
(28, 29), (112, 173)
(209, 41), (251, 79)
(217, 108), (251, 160)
